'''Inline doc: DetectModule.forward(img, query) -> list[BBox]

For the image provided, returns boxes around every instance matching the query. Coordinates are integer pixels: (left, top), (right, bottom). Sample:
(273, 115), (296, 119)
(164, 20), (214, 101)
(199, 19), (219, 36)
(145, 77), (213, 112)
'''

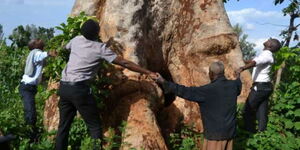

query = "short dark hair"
(269, 38), (282, 52)
(28, 39), (44, 50)
(80, 19), (100, 41)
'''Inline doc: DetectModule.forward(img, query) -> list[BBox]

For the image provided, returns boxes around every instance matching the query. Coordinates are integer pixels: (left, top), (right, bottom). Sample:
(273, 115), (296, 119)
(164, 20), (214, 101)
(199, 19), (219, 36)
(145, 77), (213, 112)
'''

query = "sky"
(0, 0), (75, 36)
(225, 0), (296, 52)
(0, 0), (296, 53)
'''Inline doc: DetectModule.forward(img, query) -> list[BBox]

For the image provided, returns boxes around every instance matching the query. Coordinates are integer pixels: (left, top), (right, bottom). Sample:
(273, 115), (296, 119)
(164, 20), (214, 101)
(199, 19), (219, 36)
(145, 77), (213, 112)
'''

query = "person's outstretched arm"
(152, 73), (206, 103)
(34, 50), (57, 63)
(112, 56), (156, 77)
(237, 50), (273, 74)
(236, 60), (256, 74)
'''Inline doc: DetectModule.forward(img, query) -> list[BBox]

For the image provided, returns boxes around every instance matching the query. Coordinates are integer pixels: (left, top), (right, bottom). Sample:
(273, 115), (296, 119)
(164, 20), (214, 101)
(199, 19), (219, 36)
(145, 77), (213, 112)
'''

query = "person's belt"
(253, 82), (272, 86)
(60, 80), (90, 86)
(20, 82), (37, 86)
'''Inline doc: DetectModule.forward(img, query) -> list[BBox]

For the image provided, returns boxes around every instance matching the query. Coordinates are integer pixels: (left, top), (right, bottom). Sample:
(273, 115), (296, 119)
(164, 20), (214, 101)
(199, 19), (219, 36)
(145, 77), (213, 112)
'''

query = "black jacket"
(163, 76), (242, 140)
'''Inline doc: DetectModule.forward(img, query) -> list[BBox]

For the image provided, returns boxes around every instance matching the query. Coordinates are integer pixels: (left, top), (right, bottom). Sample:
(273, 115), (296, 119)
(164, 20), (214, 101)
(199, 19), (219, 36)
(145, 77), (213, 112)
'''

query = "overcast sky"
(0, 0), (297, 53)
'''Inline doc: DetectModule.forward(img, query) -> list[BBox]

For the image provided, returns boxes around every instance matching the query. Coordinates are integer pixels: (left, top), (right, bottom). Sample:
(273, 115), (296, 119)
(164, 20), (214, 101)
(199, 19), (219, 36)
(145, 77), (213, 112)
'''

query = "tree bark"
(44, 0), (252, 149)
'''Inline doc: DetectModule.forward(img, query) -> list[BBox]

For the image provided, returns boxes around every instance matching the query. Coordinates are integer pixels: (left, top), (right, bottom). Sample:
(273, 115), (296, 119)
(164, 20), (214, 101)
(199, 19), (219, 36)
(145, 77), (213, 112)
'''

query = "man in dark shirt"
(153, 61), (241, 150)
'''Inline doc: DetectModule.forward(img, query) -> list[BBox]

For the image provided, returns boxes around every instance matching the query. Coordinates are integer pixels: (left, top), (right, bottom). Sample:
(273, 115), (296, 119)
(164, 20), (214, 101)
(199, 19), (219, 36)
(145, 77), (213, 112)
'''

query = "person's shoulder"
(95, 41), (108, 50)
(261, 50), (273, 55)
(199, 82), (214, 90)
(31, 49), (42, 54)
(223, 78), (241, 84)
(73, 35), (84, 41)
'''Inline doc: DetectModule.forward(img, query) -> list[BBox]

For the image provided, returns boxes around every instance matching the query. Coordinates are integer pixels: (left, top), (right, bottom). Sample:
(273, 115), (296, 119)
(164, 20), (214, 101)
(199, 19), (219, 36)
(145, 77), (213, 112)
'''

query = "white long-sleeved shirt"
(252, 50), (274, 82)
(21, 50), (48, 85)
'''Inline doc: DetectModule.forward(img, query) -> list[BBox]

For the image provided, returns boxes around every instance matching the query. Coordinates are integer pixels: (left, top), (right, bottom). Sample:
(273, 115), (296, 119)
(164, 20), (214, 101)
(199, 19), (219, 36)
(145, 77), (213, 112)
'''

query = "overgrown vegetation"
(0, 12), (123, 149)
(233, 47), (300, 150)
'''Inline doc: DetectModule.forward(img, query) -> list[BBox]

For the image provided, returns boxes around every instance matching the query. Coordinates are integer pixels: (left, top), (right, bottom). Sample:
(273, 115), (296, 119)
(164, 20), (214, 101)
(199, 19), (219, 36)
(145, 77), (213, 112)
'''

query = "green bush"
(244, 82), (300, 150)
(168, 125), (203, 150)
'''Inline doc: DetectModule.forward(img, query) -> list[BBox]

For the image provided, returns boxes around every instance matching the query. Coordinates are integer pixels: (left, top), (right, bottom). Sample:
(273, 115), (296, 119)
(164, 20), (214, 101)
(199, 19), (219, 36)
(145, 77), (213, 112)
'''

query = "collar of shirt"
(211, 75), (226, 83)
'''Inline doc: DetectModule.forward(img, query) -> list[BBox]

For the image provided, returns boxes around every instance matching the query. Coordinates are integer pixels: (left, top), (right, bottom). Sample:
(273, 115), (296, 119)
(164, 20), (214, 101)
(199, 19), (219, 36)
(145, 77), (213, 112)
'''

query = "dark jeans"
(19, 83), (38, 142)
(19, 83), (37, 126)
(243, 82), (273, 132)
(55, 82), (102, 150)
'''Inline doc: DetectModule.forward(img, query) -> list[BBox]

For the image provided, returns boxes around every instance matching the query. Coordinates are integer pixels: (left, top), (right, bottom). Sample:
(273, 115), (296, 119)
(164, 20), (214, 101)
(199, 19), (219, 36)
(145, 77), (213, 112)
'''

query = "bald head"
(209, 61), (225, 75)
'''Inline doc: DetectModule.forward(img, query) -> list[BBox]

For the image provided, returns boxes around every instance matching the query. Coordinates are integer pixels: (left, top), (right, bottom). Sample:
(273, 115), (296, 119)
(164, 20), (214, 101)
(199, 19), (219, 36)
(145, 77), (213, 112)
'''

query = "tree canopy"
(8, 25), (54, 48)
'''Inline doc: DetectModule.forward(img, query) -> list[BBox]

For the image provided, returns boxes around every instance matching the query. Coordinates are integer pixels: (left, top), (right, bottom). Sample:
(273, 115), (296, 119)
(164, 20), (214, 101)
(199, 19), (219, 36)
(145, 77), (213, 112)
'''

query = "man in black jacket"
(153, 61), (241, 150)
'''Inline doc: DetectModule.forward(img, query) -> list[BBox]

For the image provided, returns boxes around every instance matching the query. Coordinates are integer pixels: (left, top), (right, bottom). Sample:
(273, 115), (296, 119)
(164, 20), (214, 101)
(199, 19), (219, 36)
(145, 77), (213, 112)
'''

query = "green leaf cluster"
(168, 124), (203, 150)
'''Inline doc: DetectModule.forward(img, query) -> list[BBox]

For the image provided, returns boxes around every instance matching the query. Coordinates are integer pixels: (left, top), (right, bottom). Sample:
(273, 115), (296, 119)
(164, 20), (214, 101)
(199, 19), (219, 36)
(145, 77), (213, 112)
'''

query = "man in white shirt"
(236, 38), (281, 132)
(19, 39), (56, 142)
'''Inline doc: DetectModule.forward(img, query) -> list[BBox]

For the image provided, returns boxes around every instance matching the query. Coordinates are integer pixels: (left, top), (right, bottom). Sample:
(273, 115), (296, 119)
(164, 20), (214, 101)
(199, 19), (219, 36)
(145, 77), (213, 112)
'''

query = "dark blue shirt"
(162, 76), (242, 140)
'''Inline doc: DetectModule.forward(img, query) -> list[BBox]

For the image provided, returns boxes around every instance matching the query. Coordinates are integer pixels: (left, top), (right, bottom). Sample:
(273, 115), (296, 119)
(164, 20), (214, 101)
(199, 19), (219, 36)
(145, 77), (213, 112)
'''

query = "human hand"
(155, 73), (165, 84)
(48, 50), (58, 57)
(235, 67), (243, 78)
(149, 72), (158, 80)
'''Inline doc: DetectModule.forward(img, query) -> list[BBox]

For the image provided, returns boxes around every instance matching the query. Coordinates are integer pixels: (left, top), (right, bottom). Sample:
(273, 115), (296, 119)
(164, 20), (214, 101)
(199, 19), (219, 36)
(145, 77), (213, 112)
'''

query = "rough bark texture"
(44, 0), (252, 149)
(44, 82), (60, 132)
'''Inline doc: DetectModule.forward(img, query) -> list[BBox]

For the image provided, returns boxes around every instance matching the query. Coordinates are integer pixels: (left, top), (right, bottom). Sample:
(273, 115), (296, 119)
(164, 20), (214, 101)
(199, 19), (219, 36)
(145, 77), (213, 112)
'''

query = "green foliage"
(168, 125), (203, 150)
(8, 25), (54, 48)
(233, 24), (256, 60)
(272, 47), (300, 83)
(0, 45), (28, 99)
(281, 0), (299, 16)
(275, 0), (285, 5)
(244, 82), (300, 150)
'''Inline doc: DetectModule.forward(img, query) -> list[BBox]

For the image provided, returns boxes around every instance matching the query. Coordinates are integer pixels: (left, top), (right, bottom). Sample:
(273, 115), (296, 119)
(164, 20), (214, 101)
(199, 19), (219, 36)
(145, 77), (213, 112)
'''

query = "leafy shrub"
(168, 125), (203, 150)
(244, 82), (300, 150)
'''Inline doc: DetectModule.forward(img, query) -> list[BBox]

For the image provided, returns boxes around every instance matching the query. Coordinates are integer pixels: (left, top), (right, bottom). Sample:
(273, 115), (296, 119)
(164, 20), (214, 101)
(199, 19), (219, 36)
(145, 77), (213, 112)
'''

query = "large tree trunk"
(44, 0), (252, 149)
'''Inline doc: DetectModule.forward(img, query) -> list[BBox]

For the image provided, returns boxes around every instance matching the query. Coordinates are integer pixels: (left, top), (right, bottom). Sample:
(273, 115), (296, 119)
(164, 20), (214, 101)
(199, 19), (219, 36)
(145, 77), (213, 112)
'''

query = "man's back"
(199, 76), (241, 140)
(61, 35), (117, 82)
(163, 76), (241, 140)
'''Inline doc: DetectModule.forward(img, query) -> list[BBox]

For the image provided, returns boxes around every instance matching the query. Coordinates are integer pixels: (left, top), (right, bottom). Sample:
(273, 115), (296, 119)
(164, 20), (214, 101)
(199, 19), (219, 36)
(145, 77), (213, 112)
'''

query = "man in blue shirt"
(19, 39), (56, 142)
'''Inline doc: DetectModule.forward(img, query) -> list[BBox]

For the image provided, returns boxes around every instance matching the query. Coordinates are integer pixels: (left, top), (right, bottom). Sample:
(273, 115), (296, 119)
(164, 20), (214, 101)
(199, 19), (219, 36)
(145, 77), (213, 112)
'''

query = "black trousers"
(55, 82), (102, 150)
(243, 82), (273, 132)
(19, 83), (37, 126)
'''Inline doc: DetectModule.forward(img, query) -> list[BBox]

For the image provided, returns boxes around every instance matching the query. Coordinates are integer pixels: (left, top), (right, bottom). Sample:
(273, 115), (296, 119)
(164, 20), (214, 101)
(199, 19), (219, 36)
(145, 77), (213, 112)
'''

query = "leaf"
(285, 120), (294, 129)
(294, 109), (300, 117)
(294, 122), (300, 130)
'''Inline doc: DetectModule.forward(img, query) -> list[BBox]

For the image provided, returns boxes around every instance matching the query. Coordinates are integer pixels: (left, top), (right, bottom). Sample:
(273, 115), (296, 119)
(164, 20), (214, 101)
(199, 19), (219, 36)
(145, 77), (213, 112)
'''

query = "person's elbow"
(112, 56), (129, 68)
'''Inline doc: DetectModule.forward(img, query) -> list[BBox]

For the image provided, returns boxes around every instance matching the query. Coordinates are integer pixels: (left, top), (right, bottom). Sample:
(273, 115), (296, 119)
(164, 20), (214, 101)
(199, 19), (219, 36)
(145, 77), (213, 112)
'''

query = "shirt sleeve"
(99, 43), (118, 63)
(65, 40), (72, 51)
(236, 78), (242, 96)
(34, 51), (48, 64)
(253, 51), (273, 65)
(162, 81), (206, 103)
